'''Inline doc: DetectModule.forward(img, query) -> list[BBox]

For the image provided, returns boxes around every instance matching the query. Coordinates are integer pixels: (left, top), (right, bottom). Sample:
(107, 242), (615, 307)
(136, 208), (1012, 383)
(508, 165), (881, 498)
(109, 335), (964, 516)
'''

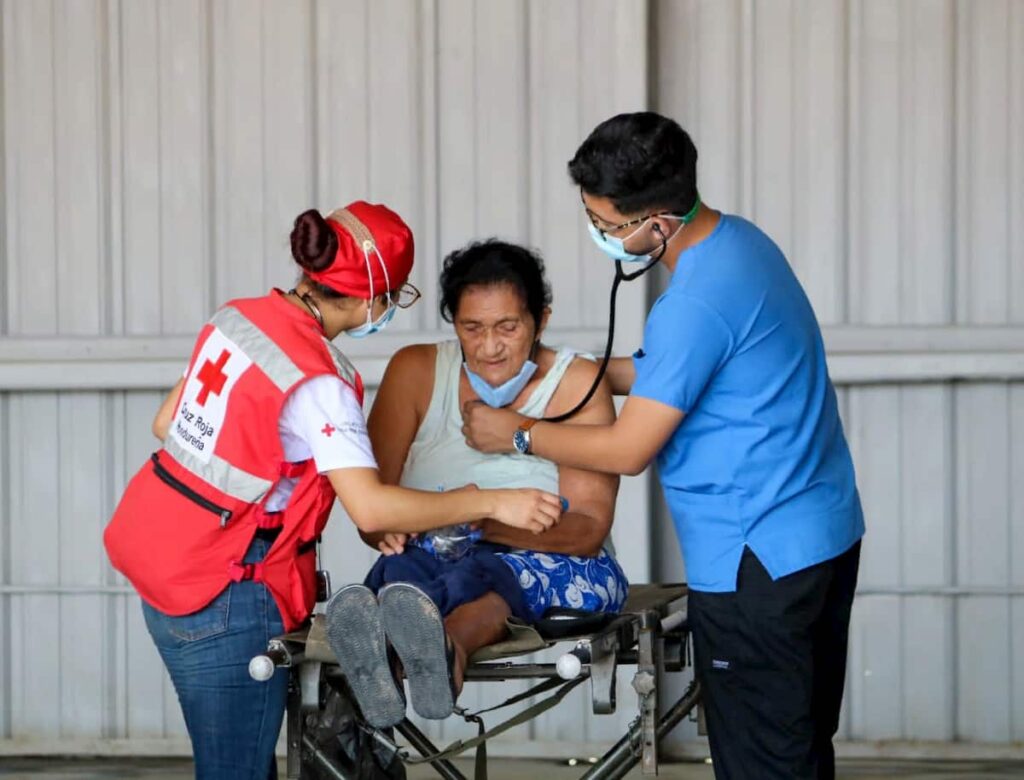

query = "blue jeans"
(143, 538), (288, 780)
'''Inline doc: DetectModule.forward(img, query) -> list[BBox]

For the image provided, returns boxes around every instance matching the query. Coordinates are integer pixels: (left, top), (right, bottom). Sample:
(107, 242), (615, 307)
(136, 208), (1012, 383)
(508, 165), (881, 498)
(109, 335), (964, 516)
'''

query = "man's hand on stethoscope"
(461, 400), (523, 454)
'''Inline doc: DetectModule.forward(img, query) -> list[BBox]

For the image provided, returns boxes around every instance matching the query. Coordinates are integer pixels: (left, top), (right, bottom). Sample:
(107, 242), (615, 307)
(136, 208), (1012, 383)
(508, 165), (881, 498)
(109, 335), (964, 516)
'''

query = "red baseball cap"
(308, 201), (415, 298)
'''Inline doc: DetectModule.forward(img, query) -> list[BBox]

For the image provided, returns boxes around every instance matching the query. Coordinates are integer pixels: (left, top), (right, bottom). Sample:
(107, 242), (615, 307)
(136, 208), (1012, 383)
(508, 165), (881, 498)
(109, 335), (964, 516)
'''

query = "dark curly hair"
(567, 112), (699, 216)
(439, 240), (552, 328)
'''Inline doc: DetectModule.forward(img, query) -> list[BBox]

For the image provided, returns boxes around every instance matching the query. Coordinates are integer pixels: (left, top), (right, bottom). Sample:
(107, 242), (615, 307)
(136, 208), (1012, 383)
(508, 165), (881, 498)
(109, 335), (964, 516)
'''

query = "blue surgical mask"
(587, 220), (665, 264)
(346, 299), (395, 339)
(464, 359), (538, 408)
(344, 239), (396, 339)
(586, 194), (701, 263)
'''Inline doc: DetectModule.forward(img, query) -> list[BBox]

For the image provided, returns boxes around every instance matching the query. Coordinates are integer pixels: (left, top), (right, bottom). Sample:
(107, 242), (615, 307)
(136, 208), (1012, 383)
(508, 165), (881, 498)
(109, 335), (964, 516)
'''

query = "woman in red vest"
(104, 202), (562, 780)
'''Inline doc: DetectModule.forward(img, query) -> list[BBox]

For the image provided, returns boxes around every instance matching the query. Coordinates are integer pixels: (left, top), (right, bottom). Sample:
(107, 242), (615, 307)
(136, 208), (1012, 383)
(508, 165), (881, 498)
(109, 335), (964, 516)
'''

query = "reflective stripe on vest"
(215, 305), (361, 397)
(322, 338), (361, 391)
(164, 305), (360, 503)
(163, 437), (274, 503)
(211, 306), (306, 392)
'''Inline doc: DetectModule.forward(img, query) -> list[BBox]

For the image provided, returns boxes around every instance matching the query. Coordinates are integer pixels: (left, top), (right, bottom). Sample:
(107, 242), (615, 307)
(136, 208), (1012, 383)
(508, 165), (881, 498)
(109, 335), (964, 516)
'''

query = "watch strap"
(520, 417), (540, 432)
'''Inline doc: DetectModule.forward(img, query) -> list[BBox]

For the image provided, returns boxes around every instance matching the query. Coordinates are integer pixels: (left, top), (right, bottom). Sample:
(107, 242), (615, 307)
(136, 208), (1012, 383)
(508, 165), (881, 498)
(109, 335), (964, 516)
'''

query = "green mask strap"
(680, 193), (701, 223)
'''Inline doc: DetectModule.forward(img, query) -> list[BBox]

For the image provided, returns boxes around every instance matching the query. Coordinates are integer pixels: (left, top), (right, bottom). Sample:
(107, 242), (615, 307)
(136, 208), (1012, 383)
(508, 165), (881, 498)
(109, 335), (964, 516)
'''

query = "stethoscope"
(542, 229), (665, 423)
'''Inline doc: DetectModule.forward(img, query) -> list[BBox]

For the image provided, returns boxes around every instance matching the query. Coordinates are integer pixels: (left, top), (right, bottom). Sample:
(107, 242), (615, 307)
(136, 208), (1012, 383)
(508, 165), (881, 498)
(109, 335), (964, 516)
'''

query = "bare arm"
(479, 357), (618, 556)
(605, 357), (636, 396)
(366, 345), (433, 484)
(152, 377), (185, 441)
(462, 394), (685, 477)
(327, 467), (561, 536)
(528, 396), (683, 475)
(360, 345), (434, 551)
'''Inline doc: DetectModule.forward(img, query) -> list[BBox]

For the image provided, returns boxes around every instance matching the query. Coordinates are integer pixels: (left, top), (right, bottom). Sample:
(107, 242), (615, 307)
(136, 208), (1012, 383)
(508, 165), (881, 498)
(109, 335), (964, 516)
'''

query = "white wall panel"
(955, 383), (1014, 742)
(8, 394), (62, 738)
(1012, 384), (1024, 741)
(956, 0), (1018, 326)
(4, 0), (58, 336)
(898, 386), (954, 741)
(119, 0), (164, 336)
(157, 0), (213, 335)
(0, 397), (9, 739)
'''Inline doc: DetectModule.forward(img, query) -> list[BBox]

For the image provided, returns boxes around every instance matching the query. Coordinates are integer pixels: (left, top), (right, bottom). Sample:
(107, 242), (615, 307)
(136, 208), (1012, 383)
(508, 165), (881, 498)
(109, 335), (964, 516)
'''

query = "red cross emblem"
(321, 424), (335, 437)
(196, 349), (231, 406)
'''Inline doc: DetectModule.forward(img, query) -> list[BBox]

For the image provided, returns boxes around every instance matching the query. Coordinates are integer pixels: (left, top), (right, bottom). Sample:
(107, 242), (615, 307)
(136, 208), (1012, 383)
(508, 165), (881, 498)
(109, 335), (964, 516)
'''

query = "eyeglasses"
(391, 282), (422, 309)
(581, 190), (671, 240)
(584, 207), (674, 240)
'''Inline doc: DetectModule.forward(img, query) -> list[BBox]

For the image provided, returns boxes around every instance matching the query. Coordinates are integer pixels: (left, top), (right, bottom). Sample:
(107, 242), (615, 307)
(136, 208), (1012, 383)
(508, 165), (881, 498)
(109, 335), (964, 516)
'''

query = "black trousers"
(688, 541), (861, 780)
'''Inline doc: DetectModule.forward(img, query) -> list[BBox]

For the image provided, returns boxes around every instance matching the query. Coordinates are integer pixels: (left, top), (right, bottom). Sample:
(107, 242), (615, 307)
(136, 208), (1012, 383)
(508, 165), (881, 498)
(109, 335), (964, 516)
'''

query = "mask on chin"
(464, 359), (539, 408)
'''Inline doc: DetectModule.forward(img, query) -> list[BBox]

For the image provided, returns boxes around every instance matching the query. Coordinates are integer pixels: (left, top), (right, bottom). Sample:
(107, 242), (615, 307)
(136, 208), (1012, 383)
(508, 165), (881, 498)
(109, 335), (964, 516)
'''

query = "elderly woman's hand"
(378, 532), (414, 556)
(461, 400), (524, 454)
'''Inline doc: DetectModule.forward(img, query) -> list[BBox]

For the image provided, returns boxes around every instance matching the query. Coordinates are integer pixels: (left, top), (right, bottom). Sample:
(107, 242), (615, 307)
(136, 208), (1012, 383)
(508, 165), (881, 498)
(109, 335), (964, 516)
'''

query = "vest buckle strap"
(228, 560), (265, 583)
(254, 510), (285, 531)
(279, 460), (310, 479)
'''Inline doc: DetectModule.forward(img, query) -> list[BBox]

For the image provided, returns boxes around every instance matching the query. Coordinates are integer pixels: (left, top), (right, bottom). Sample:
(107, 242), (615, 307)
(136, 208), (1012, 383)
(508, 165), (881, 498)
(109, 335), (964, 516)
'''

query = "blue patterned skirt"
(496, 548), (629, 622)
(371, 540), (629, 624)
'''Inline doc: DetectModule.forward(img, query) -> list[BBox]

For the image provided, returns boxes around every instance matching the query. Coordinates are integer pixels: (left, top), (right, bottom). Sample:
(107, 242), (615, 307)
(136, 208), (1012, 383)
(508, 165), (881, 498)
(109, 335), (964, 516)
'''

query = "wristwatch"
(512, 418), (540, 455)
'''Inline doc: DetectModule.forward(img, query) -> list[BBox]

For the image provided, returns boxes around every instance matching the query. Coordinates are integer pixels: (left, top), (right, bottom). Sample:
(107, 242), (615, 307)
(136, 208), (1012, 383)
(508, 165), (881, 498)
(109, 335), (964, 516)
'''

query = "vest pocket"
(150, 453), (233, 527)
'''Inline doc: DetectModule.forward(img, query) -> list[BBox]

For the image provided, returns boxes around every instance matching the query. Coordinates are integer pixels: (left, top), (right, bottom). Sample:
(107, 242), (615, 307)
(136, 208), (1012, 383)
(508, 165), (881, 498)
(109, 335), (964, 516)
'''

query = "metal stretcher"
(250, 583), (701, 780)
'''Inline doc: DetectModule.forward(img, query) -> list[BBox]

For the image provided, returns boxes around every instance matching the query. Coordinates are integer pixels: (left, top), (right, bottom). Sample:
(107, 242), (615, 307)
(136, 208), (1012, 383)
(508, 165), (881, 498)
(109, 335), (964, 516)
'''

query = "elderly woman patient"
(324, 240), (627, 728)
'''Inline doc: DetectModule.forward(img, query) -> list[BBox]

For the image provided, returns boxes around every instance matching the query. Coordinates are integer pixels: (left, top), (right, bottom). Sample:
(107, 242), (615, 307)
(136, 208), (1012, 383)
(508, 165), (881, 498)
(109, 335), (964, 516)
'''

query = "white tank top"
(401, 340), (617, 557)
(400, 340), (577, 494)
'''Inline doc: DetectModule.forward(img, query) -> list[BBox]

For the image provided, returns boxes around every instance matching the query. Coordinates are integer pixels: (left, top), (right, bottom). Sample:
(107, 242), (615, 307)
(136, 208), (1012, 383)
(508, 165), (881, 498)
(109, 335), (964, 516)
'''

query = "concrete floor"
(1, 758), (1023, 779)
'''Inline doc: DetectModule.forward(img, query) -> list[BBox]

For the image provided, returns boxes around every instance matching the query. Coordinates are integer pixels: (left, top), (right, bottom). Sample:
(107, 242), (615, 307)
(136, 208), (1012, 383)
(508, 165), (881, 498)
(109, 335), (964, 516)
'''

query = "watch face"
(513, 429), (527, 454)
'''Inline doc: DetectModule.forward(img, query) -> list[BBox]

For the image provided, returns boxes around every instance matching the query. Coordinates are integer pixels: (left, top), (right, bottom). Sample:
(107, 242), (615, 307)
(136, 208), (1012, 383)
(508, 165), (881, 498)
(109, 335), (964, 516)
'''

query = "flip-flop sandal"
(379, 582), (458, 720)
(324, 583), (406, 729)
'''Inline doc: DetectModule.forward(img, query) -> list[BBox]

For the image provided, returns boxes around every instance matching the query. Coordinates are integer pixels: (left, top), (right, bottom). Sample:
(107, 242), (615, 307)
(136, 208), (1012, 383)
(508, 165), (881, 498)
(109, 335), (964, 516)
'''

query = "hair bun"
(290, 209), (338, 272)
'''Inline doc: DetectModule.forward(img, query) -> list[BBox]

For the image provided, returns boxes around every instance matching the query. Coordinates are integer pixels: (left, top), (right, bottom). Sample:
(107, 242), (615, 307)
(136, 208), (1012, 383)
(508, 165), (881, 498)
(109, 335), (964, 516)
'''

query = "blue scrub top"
(631, 214), (864, 592)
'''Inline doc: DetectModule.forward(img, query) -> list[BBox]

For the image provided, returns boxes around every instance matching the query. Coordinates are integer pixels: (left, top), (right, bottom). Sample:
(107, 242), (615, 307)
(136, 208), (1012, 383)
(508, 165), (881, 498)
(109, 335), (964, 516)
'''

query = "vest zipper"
(151, 453), (233, 527)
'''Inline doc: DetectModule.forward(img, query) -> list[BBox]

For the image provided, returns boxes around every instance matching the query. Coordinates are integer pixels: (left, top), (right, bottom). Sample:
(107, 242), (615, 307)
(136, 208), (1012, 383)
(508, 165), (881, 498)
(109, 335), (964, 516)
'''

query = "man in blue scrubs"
(462, 111), (864, 779)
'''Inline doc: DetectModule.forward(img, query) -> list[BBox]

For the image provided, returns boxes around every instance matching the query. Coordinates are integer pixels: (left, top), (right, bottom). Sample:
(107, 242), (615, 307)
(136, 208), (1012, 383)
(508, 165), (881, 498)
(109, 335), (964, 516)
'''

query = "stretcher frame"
(253, 583), (701, 780)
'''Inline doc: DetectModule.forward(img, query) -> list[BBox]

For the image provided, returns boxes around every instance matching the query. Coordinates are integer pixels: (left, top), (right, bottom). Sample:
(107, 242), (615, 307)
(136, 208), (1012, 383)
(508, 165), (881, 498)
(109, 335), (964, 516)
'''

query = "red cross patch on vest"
(170, 330), (252, 464)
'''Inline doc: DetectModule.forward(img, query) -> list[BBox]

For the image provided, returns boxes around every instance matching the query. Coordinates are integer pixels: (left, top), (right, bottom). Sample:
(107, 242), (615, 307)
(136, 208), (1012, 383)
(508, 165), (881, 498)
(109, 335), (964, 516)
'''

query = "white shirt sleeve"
(278, 374), (378, 473)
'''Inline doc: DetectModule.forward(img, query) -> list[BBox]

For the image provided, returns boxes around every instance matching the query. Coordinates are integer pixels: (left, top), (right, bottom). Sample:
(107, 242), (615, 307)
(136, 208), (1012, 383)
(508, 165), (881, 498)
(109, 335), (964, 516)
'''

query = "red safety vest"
(104, 290), (364, 631)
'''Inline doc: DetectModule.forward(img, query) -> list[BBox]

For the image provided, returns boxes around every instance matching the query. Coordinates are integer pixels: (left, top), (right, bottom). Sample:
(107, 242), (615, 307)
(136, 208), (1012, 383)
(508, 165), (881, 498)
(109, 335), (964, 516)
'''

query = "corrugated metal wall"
(654, 0), (1024, 750)
(0, 0), (654, 754)
(2, 0), (1023, 759)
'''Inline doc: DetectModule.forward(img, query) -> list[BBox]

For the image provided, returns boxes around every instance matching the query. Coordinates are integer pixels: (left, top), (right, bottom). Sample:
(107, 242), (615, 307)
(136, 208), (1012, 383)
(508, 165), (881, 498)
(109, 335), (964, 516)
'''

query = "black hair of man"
(568, 111), (699, 217)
